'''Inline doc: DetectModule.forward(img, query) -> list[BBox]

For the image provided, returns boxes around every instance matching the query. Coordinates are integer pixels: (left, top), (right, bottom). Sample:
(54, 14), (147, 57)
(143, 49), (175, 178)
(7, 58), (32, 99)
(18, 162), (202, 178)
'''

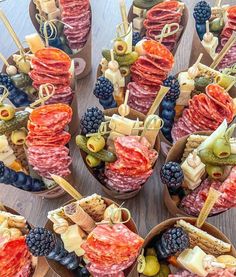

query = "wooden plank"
(0, 0), (235, 276)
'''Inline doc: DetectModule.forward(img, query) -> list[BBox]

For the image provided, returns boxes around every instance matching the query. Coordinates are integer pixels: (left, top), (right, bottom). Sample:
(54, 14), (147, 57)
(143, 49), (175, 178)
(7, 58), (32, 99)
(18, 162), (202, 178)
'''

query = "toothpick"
(211, 32), (236, 69)
(110, 49), (115, 62)
(0, 9), (25, 54)
(147, 86), (170, 116)
(206, 20), (210, 35)
(216, 0), (222, 7)
(119, 0), (128, 33)
(50, 174), (83, 201)
(118, 89), (130, 118)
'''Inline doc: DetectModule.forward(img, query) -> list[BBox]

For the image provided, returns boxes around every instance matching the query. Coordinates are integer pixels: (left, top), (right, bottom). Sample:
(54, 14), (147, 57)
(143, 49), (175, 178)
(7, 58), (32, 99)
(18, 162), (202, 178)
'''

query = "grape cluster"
(0, 161), (45, 192)
(0, 73), (31, 107)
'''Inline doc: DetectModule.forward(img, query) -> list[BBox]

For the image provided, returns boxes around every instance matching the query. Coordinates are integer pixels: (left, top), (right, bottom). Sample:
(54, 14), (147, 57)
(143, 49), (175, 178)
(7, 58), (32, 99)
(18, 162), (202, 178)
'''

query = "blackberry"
(0, 161), (4, 176)
(163, 76), (180, 102)
(160, 162), (184, 192)
(26, 227), (56, 256)
(80, 107), (105, 135)
(132, 32), (142, 46)
(93, 77), (114, 100)
(193, 1), (211, 24)
(156, 227), (189, 259)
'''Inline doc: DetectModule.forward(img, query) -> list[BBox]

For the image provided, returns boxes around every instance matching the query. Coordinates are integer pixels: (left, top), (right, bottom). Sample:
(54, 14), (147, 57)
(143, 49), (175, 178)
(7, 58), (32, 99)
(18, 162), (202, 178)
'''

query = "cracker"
(78, 194), (107, 222)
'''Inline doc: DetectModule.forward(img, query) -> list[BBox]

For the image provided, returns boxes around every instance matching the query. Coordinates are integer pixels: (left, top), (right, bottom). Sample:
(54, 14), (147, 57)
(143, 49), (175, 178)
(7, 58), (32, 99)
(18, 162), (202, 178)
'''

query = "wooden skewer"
(211, 32), (236, 69)
(118, 89), (130, 117)
(110, 49), (115, 62)
(0, 9), (25, 54)
(119, 0), (128, 33)
(196, 188), (221, 228)
(0, 52), (9, 67)
(147, 86), (170, 116)
(50, 174), (83, 201)
(216, 0), (222, 7)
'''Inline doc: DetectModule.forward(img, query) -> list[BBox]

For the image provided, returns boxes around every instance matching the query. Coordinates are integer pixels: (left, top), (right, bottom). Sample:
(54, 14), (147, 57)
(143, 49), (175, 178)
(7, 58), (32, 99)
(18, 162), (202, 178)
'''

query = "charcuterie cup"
(129, 217), (236, 277)
(128, 2), (189, 56)
(29, 0), (92, 80)
(79, 108), (161, 200)
(44, 198), (139, 277)
(0, 50), (76, 199)
(0, 204), (49, 277)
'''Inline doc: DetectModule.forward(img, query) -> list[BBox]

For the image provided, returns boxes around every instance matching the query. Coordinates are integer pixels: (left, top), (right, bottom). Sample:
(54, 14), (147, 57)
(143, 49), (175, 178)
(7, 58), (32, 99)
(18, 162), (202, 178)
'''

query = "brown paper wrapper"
(3, 205), (49, 277)
(189, 31), (214, 67)
(159, 69), (236, 158)
(79, 108), (161, 200)
(1, 50), (77, 199)
(29, 0), (92, 80)
(129, 217), (236, 277)
(128, 3), (189, 56)
(163, 131), (232, 217)
(44, 198), (138, 277)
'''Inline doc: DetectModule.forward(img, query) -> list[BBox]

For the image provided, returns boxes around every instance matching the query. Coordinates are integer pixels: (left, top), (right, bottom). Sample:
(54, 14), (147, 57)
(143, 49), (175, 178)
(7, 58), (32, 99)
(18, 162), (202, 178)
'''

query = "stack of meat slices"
(171, 84), (234, 142)
(26, 103), (72, 179)
(82, 223), (144, 276)
(129, 40), (174, 114)
(105, 136), (158, 192)
(181, 166), (236, 216)
(60, 0), (91, 50)
(217, 6), (236, 71)
(29, 48), (74, 105)
(0, 237), (32, 276)
(144, 0), (183, 52)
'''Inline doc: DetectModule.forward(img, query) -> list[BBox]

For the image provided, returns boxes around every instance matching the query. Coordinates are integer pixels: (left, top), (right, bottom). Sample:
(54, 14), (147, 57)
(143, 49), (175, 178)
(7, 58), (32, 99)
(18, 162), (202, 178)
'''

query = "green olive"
(194, 76), (212, 92)
(155, 263), (171, 277)
(213, 138), (231, 158)
(87, 135), (105, 153)
(86, 154), (101, 168)
(120, 66), (130, 77)
(114, 40), (128, 55)
(146, 248), (157, 257)
(206, 164), (224, 179)
(11, 128), (27, 145)
(210, 18), (224, 33)
(0, 105), (16, 121)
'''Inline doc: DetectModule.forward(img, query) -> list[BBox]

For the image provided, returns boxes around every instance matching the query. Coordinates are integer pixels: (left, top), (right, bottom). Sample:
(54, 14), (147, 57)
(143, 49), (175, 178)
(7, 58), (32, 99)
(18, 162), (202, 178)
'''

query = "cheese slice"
(109, 114), (136, 135)
(177, 246), (208, 277)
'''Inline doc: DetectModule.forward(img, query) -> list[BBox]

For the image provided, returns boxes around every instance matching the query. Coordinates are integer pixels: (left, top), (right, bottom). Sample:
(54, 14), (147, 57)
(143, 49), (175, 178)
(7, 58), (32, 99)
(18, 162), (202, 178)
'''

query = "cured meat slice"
(171, 84), (234, 142)
(0, 237), (32, 277)
(144, 0), (184, 52)
(82, 223), (143, 275)
(105, 136), (158, 192)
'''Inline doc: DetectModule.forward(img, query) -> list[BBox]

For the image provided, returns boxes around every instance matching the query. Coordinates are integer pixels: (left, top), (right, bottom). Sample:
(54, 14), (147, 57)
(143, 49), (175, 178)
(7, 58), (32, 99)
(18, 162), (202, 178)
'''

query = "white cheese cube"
(133, 17), (144, 31)
(47, 8), (61, 20)
(133, 5), (147, 17)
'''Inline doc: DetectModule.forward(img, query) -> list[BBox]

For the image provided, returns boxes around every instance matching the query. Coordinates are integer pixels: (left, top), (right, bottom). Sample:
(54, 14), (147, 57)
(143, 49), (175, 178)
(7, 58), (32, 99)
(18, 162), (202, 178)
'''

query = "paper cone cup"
(29, 0), (92, 80)
(189, 30), (213, 67)
(129, 217), (236, 277)
(1, 50), (76, 199)
(159, 69), (236, 158)
(128, 3), (189, 55)
(79, 108), (161, 200)
(163, 131), (232, 217)
(2, 205), (49, 277)
(44, 198), (138, 277)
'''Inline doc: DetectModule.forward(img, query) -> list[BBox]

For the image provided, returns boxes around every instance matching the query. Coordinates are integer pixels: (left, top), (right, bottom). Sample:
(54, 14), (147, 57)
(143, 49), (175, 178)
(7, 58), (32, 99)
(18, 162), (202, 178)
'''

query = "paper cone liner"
(79, 108), (161, 200)
(44, 198), (138, 277)
(29, 0), (92, 80)
(128, 3), (189, 56)
(1, 50), (77, 198)
(163, 131), (232, 217)
(159, 69), (236, 158)
(129, 217), (236, 277)
(2, 205), (49, 277)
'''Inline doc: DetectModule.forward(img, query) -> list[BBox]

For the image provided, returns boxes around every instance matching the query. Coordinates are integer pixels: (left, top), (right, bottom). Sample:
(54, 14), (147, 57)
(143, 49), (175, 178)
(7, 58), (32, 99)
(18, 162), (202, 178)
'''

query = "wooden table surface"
(0, 0), (235, 276)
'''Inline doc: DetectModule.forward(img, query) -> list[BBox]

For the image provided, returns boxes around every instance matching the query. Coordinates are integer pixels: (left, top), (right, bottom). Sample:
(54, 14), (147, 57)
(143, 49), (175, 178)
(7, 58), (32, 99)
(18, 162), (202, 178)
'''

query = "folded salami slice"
(144, 0), (183, 52)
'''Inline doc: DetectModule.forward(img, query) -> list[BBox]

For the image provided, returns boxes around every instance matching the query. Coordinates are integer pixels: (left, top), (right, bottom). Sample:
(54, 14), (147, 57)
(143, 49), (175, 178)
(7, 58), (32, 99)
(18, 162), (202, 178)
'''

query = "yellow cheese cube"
(109, 114), (135, 135)
(25, 33), (45, 54)
(41, 0), (57, 14)
(177, 246), (208, 277)
(133, 5), (147, 17)
(61, 225), (84, 253)
(181, 157), (205, 180)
